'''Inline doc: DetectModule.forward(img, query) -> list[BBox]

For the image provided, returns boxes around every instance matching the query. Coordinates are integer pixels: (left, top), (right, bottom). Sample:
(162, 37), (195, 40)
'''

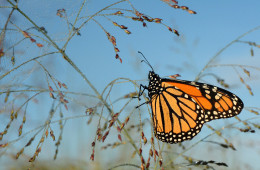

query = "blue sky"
(1, 0), (260, 169)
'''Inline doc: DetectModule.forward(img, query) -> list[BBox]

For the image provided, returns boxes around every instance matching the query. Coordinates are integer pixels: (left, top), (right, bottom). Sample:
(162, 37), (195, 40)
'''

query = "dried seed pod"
(188, 10), (197, 14)
(120, 25), (127, 29)
(139, 148), (142, 155)
(36, 43), (43, 47)
(159, 160), (163, 167)
(114, 11), (123, 15)
(62, 83), (68, 89)
(149, 148), (153, 157)
(143, 137), (147, 144)
(113, 22), (119, 26)
(22, 31), (30, 38)
(180, 6), (189, 10)
(124, 30), (131, 34)
(90, 153), (94, 161)
(102, 131), (109, 142)
(154, 18), (162, 23)
(118, 134), (122, 142)
(30, 38), (36, 42)
(141, 156), (145, 164)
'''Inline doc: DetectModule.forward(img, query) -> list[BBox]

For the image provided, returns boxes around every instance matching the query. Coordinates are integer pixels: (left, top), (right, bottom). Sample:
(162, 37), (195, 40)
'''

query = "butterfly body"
(145, 71), (244, 144)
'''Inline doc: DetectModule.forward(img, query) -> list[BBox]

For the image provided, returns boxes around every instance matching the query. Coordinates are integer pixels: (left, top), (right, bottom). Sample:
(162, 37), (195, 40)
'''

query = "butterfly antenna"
(138, 51), (154, 71)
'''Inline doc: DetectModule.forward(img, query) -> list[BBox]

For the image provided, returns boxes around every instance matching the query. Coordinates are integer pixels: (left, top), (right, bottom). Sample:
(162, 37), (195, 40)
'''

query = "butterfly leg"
(133, 84), (148, 100)
(136, 101), (150, 108)
(138, 84), (148, 100)
(135, 84), (150, 108)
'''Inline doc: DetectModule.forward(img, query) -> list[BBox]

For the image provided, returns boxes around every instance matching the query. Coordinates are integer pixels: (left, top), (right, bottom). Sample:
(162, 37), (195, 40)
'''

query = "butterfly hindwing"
(151, 85), (205, 143)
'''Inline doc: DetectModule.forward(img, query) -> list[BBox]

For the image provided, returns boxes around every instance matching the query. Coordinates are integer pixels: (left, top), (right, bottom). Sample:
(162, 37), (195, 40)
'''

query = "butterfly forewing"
(163, 79), (244, 122)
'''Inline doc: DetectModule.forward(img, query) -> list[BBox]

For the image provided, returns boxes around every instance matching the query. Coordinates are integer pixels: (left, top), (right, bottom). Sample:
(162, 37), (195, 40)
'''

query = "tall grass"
(0, 0), (260, 169)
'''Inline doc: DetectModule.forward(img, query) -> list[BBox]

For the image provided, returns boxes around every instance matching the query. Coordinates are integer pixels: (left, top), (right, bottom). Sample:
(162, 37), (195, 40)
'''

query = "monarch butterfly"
(138, 52), (244, 144)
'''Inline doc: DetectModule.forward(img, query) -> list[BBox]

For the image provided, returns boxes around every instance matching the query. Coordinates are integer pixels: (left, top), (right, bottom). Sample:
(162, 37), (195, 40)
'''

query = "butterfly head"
(148, 71), (160, 81)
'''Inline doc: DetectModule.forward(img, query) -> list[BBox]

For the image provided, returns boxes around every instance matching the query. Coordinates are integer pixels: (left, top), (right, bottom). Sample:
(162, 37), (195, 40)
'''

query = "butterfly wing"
(150, 78), (243, 144)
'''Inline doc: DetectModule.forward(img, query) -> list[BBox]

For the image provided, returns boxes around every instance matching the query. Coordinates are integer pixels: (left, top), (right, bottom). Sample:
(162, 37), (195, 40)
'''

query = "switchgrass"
(0, 0), (260, 169)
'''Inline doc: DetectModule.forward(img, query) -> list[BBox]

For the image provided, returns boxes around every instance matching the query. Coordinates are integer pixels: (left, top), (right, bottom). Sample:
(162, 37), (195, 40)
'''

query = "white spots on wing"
(205, 90), (210, 94)
(215, 95), (220, 100)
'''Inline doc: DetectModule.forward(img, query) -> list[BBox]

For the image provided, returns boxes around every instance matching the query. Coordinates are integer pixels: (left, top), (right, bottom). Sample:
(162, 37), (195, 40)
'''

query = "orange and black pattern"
(145, 71), (244, 143)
